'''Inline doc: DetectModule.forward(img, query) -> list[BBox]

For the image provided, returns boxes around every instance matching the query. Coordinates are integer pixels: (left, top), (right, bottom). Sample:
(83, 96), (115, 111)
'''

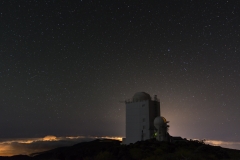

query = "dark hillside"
(1, 139), (240, 160)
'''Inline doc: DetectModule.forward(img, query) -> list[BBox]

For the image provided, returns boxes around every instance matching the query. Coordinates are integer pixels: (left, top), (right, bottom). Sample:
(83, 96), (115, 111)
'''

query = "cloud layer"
(206, 140), (240, 150)
(0, 136), (122, 156)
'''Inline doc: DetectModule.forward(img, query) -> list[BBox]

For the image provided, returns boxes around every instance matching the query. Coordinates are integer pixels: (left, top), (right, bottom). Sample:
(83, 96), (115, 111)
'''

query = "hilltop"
(1, 139), (240, 160)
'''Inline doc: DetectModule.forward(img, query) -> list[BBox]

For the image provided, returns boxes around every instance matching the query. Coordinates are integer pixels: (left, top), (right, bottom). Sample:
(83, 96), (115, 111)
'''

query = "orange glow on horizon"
(0, 145), (13, 156)
(42, 135), (57, 141)
(0, 135), (123, 156)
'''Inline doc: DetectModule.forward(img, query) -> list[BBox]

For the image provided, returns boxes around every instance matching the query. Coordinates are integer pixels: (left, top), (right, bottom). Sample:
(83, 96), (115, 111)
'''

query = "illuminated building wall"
(122, 92), (160, 144)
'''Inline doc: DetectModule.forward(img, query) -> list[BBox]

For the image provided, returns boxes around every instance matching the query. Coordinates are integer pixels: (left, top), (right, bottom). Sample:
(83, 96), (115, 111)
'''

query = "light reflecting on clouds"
(206, 140), (240, 150)
(0, 135), (122, 156)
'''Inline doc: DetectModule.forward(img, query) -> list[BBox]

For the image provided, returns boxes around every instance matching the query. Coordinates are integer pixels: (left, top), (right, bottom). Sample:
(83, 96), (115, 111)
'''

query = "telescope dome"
(154, 116), (164, 126)
(132, 92), (151, 101)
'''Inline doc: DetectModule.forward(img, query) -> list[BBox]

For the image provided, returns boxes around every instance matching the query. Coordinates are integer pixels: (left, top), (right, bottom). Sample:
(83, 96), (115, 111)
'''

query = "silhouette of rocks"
(195, 145), (230, 159)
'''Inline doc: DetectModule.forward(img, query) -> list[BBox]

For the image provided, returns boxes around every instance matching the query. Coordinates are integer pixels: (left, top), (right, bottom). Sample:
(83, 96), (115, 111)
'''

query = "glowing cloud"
(0, 135), (122, 156)
(42, 135), (57, 141)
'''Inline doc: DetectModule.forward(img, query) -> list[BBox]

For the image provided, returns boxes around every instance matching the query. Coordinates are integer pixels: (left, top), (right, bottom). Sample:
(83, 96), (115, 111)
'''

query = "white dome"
(154, 116), (165, 127)
(132, 92), (151, 101)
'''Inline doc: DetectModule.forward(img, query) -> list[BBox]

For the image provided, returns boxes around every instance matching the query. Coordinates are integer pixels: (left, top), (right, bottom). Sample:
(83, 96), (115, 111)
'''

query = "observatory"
(122, 92), (170, 144)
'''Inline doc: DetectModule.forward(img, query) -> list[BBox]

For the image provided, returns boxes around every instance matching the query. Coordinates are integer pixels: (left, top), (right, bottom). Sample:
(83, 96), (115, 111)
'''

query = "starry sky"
(1, 0), (240, 145)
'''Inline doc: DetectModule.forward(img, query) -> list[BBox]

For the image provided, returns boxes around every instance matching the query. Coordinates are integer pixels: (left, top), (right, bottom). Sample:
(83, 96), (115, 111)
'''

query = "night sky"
(1, 0), (240, 146)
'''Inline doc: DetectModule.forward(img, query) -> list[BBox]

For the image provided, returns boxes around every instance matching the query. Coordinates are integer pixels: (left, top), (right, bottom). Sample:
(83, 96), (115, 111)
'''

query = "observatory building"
(122, 92), (170, 144)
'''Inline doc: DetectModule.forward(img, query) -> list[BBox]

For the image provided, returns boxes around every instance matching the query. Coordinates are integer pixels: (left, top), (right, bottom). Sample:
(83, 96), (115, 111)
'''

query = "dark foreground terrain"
(1, 139), (240, 160)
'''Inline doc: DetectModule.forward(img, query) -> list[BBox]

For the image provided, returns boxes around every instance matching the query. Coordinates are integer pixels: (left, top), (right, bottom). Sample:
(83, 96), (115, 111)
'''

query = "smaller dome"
(154, 116), (164, 127)
(132, 92), (151, 101)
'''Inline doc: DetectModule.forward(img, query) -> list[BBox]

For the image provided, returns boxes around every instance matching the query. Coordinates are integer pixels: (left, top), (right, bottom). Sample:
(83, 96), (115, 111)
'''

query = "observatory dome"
(132, 92), (151, 101)
(154, 116), (166, 126)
